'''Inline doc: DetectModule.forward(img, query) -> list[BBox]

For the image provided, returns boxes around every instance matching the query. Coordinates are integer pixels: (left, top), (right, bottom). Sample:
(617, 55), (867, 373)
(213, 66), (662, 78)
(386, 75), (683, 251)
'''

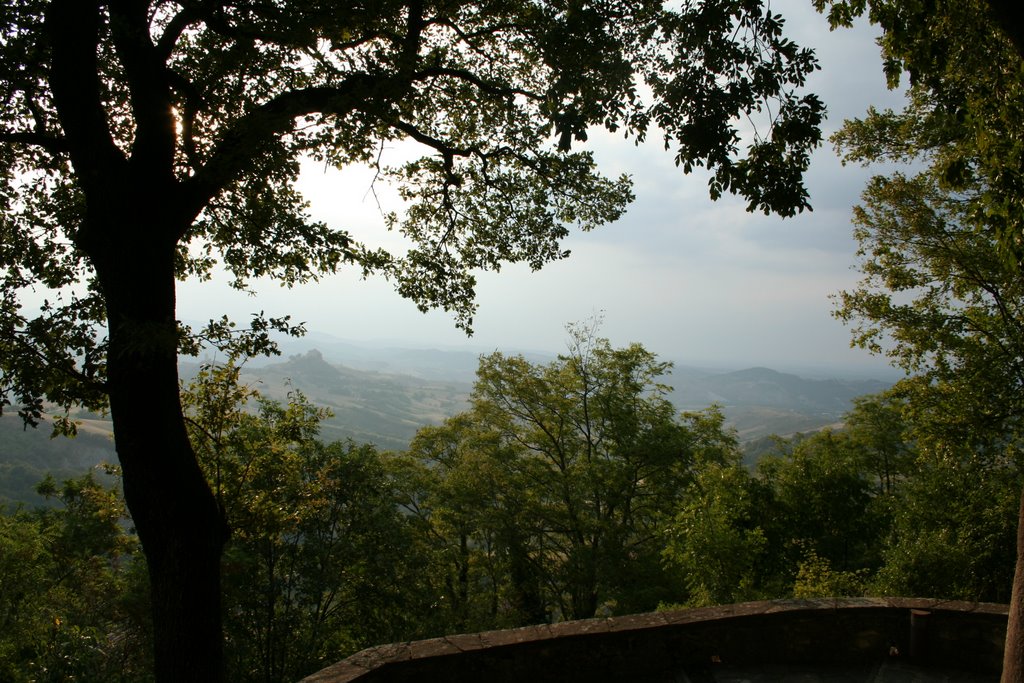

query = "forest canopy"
(3, 335), (1020, 681)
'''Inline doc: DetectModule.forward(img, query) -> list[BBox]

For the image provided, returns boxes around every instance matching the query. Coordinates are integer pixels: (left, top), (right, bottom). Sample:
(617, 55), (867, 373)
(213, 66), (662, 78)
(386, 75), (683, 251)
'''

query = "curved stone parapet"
(300, 598), (1008, 682)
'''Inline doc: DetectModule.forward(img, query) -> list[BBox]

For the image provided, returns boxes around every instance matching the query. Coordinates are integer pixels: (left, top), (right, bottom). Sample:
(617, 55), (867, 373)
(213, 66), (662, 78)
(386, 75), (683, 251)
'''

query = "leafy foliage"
(833, 163), (1024, 446)
(668, 396), (1020, 606)
(793, 545), (869, 599)
(813, 0), (1024, 632)
(398, 325), (716, 622)
(0, 470), (151, 682)
(759, 429), (881, 574)
(4, 365), (1023, 678)
(182, 362), (431, 682)
(870, 443), (1020, 602)
(663, 458), (768, 606)
(828, 50), (1024, 597)
(815, 0), (1024, 266)
(0, 0), (826, 423)
(0, 5), (825, 672)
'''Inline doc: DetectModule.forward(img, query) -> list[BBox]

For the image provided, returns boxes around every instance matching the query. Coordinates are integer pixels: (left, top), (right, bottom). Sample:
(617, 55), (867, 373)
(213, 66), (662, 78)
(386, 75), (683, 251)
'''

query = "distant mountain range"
(2, 338), (894, 507)
(234, 344), (891, 446)
(666, 365), (891, 441)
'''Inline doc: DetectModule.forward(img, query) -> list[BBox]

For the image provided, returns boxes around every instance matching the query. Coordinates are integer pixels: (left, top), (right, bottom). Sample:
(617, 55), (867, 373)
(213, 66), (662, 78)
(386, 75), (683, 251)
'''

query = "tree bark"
(108, 332), (228, 681)
(1002, 485), (1024, 683)
(89, 206), (228, 682)
(44, 2), (280, 679)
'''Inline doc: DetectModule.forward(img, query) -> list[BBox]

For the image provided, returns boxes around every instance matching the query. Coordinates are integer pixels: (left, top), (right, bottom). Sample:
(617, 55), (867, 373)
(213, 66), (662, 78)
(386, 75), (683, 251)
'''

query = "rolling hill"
(1, 344), (894, 507)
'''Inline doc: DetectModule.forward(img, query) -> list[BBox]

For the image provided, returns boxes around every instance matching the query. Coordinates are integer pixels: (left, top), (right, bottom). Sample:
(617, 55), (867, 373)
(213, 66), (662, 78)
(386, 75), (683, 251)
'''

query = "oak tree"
(0, 2), (823, 679)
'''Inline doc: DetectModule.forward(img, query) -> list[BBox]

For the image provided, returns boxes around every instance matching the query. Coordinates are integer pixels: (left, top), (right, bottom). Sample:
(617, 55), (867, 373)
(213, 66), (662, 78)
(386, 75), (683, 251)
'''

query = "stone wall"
(300, 598), (1008, 682)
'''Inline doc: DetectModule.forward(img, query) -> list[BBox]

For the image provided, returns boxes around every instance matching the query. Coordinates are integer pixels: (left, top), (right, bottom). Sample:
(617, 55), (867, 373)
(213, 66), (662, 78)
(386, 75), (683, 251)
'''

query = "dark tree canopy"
(813, 0), (1024, 265)
(0, 2), (823, 680)
(0, 0), (824, 424)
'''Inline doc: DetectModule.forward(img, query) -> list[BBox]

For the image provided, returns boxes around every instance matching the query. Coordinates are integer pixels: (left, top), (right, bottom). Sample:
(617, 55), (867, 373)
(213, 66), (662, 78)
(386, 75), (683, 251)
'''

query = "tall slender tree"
(818, 2), (1024, 673)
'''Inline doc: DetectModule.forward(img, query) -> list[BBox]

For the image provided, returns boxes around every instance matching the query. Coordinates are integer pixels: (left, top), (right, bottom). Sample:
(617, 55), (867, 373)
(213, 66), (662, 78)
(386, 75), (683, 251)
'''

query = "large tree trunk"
(47, 2), (230, 676)
(94, 216), (229, 682)
(108, 328), (228, 682)
(1002, 486), (1024, 683)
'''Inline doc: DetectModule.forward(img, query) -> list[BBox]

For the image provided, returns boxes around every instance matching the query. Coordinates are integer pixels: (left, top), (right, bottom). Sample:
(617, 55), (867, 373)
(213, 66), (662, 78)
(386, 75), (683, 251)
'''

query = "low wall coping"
(300, 597), (1010, 682)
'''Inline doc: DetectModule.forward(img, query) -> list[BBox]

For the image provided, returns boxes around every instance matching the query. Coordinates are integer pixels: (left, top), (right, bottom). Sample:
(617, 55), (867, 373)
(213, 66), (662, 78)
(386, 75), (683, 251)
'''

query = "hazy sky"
(176, 2), (908, 377)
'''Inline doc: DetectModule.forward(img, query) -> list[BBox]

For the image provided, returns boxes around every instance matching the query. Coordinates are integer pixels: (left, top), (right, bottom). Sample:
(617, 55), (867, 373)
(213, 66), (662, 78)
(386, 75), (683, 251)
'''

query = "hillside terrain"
(238, 349), (471, 450)
(2, 344), (892, 507)
(667, 365), (890, 441)
(0, 413), (116, 508)
(243, 349), (889, 445)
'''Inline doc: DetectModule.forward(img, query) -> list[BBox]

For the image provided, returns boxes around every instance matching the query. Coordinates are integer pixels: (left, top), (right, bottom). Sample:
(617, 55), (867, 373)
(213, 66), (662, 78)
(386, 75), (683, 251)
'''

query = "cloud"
(174, 3), (901, 376)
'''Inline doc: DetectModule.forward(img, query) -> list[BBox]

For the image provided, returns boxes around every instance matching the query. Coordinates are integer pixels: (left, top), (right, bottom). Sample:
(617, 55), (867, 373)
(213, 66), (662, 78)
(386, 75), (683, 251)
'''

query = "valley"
(2, 342), (893, 507)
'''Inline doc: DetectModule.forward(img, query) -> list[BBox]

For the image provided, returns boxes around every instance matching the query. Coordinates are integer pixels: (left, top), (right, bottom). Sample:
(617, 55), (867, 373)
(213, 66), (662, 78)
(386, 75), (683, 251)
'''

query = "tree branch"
(109, 0), (176, 171)
(45, 0), (126, 188)
(180, 75), (405, 225)
(391, 120), (474, 160)
(0, 131), (69, 155)
(399, 0), (426, 78)
(414, 65), (542, 101)
(11, 329), (109, 395)
(155, 5), (203, 62)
